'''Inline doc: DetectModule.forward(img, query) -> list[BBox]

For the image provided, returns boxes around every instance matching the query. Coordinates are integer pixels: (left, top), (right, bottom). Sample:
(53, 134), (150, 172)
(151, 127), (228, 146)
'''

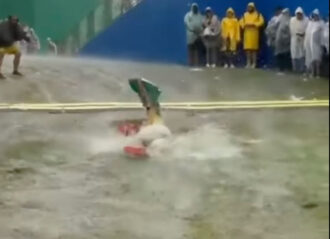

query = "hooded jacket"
(0, 20), (29, 47)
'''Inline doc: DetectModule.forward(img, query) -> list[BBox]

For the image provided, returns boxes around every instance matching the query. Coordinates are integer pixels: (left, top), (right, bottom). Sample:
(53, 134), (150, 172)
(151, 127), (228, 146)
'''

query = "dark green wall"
(0, 0), (35, 26)
(0, 0), (101, 51)
(34, 0), (101, 50)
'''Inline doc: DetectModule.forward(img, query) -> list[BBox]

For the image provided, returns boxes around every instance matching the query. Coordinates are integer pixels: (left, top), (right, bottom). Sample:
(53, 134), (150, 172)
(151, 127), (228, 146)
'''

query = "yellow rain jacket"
(221, 8), (241, 51)
(240, 4), (264, 50)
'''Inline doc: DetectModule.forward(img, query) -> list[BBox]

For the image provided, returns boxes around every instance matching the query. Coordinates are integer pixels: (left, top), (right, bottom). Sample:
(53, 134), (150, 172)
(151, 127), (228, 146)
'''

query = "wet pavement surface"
(0, 56), (328, 103)
(0, 56), (328, 239)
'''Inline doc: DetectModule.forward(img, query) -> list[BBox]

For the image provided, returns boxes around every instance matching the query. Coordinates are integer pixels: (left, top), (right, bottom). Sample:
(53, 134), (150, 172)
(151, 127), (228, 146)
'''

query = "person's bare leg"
(307, 65), (312, 78)
(311, 61), (316, 78)
(248, 51), (252, 67)
(0, 53), (5, 79)
(229, 52), (235, 68)
(205, 48), (210, 67)
(245, 51), (251, 68)
(224, 51), (230, 67)
(251, 51), (257, 68)
(212, 47), (217, 67)
(13, 52), (23, 75)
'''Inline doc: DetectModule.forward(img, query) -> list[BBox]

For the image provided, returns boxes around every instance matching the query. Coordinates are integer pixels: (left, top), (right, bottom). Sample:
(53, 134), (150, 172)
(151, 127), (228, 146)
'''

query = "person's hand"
(193, 30), (200, 35)
(245, 24), (256, 28)
(24, 36), (31, 43)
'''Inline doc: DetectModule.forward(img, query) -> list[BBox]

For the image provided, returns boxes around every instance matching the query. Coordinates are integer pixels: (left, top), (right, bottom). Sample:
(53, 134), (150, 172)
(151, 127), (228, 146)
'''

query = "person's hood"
(312, 9), (320, 16)
(295, 7), (304, 15)
(205, 6), (212, 13)
(282, 8), (290, 15)
(248, 2), (255, 8)
(191, 3), (198, 11)
(227, 7), (235, 15)
(280, 8), (291, 22)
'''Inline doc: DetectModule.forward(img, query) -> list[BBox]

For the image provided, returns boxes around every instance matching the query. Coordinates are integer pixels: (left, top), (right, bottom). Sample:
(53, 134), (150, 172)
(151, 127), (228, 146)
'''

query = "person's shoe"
(230, 64), (235, 69)
(245, 64), (250, 69)
(224, 64), (229, 69)
(211, 64), (216, 68)
(251, 64), (256, 69)
(206, 64), (210, 68)
(0, 73), (6, 80)
(13, 70), (23, 76)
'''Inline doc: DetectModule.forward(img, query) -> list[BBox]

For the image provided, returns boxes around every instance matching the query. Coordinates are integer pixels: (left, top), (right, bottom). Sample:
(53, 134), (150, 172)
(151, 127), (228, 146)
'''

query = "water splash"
(87, 123), (241, 161)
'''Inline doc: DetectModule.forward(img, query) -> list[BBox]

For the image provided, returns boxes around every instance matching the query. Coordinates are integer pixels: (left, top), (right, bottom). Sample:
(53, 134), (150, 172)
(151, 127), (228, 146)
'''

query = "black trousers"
(276, 52), (292, 71)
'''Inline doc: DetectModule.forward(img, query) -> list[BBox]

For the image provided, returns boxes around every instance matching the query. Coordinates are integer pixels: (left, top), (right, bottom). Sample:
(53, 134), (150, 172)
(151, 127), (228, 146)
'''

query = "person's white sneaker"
(251, 64), (256, 69)
(211, 64), (216, 68)
(206, 64), (210, 68)
(245, 64), (250, 69)
(230, 64), (235, 69)
(224, 64), (229, 68)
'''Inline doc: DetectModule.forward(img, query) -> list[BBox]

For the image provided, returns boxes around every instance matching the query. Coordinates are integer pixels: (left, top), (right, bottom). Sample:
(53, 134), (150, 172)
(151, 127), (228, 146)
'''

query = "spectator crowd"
(184, 2), (329, 78)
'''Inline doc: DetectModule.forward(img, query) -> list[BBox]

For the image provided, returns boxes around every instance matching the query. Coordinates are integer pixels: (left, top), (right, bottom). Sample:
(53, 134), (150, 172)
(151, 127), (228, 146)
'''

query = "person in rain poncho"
(202, 7), (220, 68)
(304, 9), (325, 78)
(274, 8), (292, 73)
(27, 28), (40, 54)
(321, 16), (329, 77)
(19, 24), (30, 55)
(47, 37), (57, 56)
(265, 6), (283, 48)
(184, 3), (204, 66)
(221, 7), (241, 68)
(290, 7), (309, 73)
(322, 17), (329, 55)
(240, 2), (264, 68)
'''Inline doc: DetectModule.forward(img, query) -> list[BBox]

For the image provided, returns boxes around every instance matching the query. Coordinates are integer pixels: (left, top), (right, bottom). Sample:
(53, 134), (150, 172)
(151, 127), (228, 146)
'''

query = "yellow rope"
(0, 100), (328, 107)
(0, 100), (328, 112)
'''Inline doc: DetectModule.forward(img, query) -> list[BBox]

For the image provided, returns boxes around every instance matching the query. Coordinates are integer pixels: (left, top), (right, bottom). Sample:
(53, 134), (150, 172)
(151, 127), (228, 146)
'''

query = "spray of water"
(87, 122), (241, 162)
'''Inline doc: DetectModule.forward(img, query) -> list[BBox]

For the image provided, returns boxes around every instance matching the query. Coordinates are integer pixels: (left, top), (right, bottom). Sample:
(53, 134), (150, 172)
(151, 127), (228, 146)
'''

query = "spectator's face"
(275, 9), (282, 16)
(227, 11), (234, 18)
(283, 11), (290, 18)
(312, 14), (320, 21)
(206, 10), (212, 18)
(192, 6), (198, 14)
(247, 6), (255, 13)
(296, 12), (303, 20)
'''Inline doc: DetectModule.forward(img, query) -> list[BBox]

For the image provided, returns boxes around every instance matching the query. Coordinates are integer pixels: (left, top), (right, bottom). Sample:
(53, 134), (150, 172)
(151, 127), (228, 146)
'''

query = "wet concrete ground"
(0, 56), (329, 239)
(0, 56), (328, 103)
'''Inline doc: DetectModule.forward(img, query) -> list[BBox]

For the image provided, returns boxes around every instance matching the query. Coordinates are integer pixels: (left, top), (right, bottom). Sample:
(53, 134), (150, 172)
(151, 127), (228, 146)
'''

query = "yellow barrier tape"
(0, 100), (328, 107)
(0, 100), (328, 112)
